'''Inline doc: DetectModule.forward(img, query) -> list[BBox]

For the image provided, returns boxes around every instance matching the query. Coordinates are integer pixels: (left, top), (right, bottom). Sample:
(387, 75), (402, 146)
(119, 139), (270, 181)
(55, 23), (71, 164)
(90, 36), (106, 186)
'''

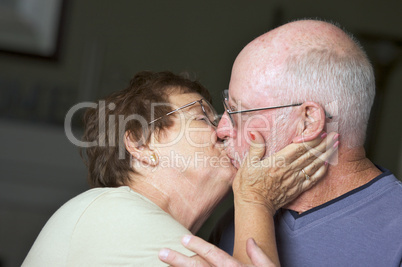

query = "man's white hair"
(275, 31), (375, 148)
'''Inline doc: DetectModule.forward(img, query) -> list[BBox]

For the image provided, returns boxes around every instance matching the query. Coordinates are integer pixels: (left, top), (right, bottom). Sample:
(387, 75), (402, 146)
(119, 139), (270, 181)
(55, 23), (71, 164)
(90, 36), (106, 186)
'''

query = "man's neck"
(285, 146), (382, 214)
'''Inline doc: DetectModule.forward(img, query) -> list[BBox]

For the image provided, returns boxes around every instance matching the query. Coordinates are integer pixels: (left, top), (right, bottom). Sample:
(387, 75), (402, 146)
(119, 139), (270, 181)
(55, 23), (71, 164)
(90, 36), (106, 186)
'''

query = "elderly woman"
(23, 71), (337, 266)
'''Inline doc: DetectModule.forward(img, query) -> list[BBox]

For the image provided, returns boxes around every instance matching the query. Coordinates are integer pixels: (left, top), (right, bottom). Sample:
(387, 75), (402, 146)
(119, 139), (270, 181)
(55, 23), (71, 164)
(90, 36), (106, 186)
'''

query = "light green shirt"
(23, 186), (194, 266)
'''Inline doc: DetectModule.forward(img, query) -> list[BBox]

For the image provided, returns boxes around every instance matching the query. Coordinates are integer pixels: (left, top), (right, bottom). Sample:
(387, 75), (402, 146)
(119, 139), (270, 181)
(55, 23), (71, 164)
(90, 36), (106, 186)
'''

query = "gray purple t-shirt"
(210, 168), (402, 266)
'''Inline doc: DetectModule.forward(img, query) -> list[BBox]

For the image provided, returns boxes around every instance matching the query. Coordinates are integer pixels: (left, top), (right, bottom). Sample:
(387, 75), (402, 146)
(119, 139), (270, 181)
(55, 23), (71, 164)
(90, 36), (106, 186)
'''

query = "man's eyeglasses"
(222, 89), (303, 127)
(149, 98), (219, 127)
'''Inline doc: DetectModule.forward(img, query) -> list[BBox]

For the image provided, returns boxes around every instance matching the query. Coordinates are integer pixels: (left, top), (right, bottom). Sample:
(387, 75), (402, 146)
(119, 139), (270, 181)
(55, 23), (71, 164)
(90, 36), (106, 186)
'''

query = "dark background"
(1, 1), (401, 266)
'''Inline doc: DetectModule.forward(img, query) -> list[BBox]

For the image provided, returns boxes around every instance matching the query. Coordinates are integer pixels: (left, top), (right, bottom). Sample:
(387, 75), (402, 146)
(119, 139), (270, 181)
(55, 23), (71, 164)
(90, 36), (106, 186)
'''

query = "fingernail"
(333, 140), (339, 148)
(182, 235), (191, 245)
(159, 248), (169, 260)
(333, 133), (340, 140)
(325, 161), (328, 166)
(249, 132), (255, 141)
(321, 132), (327, 138)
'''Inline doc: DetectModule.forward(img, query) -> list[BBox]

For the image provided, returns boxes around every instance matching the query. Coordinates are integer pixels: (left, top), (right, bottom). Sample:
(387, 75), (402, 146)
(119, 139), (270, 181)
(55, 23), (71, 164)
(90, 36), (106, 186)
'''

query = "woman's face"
(153, 93), (236, 221)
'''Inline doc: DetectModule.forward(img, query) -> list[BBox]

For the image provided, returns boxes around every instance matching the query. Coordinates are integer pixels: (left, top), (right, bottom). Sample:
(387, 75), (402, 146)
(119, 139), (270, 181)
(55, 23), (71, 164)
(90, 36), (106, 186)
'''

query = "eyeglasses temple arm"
(148, 100), (199, 125)
(228, 103), (303, 114)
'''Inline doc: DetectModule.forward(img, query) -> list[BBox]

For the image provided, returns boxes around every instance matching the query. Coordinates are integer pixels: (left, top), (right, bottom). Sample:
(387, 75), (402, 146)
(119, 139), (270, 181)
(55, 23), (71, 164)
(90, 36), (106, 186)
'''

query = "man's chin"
(224, 146), (242, 169)
(227, 156), (241, 169)
(232, 159), (240, 169)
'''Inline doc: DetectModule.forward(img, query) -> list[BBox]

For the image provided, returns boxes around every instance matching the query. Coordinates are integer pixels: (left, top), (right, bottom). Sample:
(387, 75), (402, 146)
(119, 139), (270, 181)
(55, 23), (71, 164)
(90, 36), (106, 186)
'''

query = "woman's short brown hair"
(81, 71), (211, 188)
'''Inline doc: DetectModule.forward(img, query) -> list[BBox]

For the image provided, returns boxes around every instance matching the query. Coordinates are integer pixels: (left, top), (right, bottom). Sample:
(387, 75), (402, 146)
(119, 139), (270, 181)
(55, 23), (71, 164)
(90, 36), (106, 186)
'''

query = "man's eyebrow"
(230, 94), (247, 110)
(229, 94), (238, 106)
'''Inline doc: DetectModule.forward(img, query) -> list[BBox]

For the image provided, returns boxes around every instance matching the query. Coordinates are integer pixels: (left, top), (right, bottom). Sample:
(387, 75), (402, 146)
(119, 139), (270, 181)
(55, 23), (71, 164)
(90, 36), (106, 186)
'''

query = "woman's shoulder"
(24, 186), (191, 266)
(79, 186), (165, 214)
(67, 186), (178, 226)
(66, 187), (192, 264)
(57, 186), (155, 210)
(39, 186), (165, 234)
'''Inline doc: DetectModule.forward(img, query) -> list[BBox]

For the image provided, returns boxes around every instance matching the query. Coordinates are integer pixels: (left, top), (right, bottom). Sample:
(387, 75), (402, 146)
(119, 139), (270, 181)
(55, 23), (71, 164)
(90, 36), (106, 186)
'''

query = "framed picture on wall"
(0, 0), (66, 60)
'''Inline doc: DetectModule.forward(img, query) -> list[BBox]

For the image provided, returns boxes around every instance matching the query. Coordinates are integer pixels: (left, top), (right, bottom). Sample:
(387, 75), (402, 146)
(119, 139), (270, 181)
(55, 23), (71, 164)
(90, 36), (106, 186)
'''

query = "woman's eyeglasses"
(149, 99), (219, 127)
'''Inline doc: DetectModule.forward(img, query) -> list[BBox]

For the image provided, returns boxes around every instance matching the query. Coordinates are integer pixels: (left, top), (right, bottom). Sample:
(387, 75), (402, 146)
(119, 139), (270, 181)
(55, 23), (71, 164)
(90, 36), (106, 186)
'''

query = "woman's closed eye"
(195, 115), (209, 123)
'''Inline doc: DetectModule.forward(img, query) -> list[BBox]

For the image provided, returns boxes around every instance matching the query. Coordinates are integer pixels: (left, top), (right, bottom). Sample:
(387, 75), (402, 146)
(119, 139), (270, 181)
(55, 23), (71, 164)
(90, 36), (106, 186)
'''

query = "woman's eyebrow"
(180, 104), (202, 114)
(187, 105), (200, 111)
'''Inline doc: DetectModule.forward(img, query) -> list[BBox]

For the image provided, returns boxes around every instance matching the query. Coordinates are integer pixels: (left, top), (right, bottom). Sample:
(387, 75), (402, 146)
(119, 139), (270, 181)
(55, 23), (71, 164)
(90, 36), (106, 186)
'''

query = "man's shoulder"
(371, 170), (402, 204)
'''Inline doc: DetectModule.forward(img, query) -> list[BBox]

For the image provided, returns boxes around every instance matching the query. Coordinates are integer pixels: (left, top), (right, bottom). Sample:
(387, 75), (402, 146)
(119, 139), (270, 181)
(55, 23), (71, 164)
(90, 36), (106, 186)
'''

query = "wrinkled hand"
(159, 235), (275, 267)
(233, 132), (339, 214)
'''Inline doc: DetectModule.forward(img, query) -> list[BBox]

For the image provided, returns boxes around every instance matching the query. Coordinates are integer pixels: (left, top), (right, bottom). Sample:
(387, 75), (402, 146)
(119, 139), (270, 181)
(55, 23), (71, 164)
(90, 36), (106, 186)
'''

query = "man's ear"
(124, 131), (159, 166)
(292, 102), (325, 143)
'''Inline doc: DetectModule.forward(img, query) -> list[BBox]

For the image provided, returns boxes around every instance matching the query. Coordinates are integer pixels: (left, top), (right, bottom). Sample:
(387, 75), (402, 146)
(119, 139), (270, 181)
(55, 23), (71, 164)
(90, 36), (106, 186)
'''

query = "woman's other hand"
(159, 235), (275, 267)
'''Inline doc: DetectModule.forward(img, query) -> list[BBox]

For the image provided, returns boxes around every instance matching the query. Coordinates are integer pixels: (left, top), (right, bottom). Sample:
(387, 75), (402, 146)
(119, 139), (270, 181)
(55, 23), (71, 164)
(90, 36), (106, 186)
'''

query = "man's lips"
(222, 142), (240, 169)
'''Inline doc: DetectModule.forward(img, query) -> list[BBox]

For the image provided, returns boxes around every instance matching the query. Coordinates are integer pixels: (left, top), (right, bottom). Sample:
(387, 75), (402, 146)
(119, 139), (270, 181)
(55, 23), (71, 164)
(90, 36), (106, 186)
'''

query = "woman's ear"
(292, 101), (326, 143)
(124, 131), (159, 166)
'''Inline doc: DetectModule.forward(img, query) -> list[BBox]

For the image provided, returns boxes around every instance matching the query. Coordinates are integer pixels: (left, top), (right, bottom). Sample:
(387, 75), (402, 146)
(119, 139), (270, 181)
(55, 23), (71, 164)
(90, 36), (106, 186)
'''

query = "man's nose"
(216, 112), (236, 140)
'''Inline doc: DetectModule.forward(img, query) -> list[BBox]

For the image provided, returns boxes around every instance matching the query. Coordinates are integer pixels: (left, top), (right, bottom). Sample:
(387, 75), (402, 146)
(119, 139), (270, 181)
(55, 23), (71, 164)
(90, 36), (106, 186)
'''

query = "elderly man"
(160, 19), (402, 266)
(208, 19), (402, 266)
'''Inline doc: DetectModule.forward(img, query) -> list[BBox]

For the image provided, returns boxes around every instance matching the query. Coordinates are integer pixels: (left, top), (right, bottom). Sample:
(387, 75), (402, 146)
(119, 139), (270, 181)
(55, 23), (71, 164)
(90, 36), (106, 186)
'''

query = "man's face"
(216, 54), (299, 169)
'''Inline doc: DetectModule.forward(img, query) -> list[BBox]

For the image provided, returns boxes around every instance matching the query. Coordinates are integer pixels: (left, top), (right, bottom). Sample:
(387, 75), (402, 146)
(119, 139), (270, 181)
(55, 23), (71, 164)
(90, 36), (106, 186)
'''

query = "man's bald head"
(229, 19), (375, 148)
(243, 20), (362, 58)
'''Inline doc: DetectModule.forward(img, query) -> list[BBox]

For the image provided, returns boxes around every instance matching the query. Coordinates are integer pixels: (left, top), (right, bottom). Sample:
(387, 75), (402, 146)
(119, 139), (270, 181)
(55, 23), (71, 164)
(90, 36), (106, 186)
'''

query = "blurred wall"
(0, 0), (401, 266)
